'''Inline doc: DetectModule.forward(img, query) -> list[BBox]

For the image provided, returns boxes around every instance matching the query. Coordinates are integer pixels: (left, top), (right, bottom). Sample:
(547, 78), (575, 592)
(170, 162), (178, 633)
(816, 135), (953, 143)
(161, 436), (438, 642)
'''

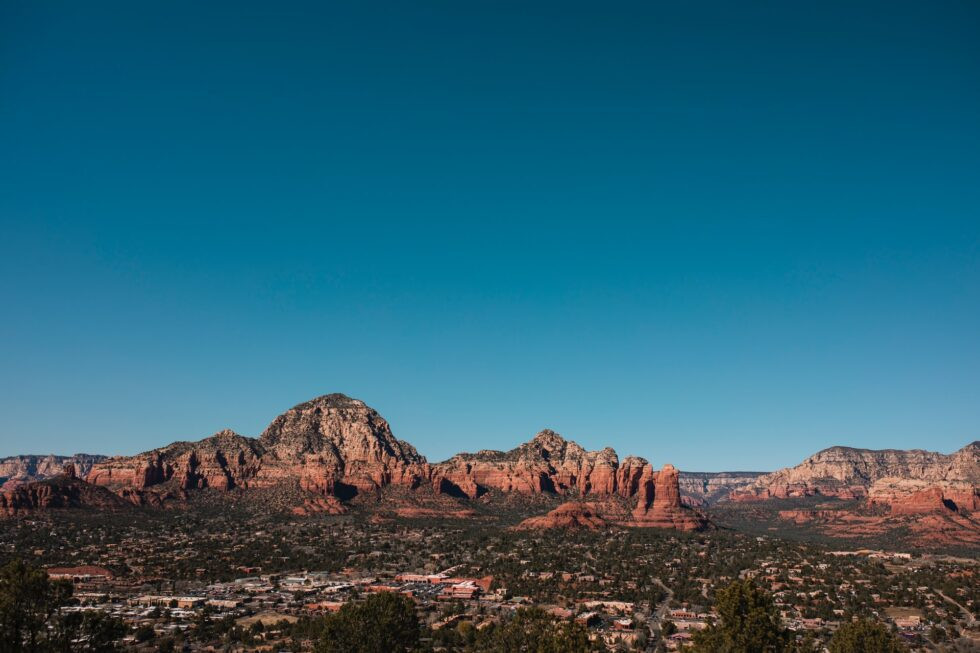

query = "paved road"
(645, 577), (675, 652)
(937, 590), (977, 628)
(652, 577), (674, 621)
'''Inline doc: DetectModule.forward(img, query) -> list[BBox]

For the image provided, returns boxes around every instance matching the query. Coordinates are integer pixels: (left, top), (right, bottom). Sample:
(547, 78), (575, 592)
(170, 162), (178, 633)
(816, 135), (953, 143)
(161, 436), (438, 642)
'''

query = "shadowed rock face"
(0, 472), (130, 517)
(430, 429), (620, 498)
(86, 395), (430, 500)
(0, 454), (107, 490)
(76, 393), (710, 530)
(631, 464), (708, 531)
(256, 394), (429, 495)
(87, 429), (265, 492)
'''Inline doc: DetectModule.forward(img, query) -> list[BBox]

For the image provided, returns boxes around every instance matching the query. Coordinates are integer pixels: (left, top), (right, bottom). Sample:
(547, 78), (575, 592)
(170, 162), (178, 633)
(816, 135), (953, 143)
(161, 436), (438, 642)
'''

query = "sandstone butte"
(515, 463), (708, 531)
(2, 393), (705, 531)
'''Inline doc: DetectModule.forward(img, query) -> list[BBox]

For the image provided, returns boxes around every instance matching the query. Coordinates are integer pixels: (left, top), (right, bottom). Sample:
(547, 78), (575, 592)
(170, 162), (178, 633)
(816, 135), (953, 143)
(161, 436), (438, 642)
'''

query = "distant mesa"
(731, 441), (980, 506)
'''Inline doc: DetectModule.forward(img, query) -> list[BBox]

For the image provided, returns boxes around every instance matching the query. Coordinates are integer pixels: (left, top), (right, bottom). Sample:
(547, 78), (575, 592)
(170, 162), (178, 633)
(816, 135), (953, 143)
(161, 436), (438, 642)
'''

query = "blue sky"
(1, 1), (978, 471)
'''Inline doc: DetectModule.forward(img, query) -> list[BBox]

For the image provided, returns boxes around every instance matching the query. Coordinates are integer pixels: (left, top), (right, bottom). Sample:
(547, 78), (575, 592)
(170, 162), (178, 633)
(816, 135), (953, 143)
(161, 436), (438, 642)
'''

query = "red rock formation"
(84, 394), (431, 511)
(616, 456), (648, 498)
(732, 442), (979, 503)
(631, 464), (707, 531)
(878, 486), (980, 516)
(516, 502), (609, 530)
(0, 454), (107, 490)
(291, 496), (347, 516)
(431, 430), (622, 499)
(256, 394), (429, 495)
(0, 474), (130, 517)
(88, 429), (264, 492)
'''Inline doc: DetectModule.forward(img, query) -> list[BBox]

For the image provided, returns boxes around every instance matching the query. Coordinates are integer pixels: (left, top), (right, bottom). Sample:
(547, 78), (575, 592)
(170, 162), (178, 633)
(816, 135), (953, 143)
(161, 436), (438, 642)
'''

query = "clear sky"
(1, 1), (978, 471)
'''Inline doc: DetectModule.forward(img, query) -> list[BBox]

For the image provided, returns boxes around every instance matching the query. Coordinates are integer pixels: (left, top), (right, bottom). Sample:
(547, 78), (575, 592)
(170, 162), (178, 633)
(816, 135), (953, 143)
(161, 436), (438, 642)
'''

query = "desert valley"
(1, 394), (977, 652)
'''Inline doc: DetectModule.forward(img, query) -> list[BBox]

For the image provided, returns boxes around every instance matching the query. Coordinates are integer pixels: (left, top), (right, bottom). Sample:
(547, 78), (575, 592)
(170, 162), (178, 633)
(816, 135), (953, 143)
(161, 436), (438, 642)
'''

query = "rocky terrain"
(677, 471), (764, 506)
(3, 393), (706, 532)
(0, 454), (107, 490)
(2, 393), (976, 547)
(515, 501), (610, 530)
(729, 442), (980, 548)
(0, 463), (129, 516)
(732, 442), (979, 503)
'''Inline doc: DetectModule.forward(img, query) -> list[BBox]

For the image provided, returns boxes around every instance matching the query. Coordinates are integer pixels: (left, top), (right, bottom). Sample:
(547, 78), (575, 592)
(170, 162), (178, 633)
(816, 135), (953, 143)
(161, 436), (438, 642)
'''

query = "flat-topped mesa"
(631, 464), (708, 531)
(257, 393), (429, 495)
(431, 429), (620, 498)
(732, 441), (980, 504)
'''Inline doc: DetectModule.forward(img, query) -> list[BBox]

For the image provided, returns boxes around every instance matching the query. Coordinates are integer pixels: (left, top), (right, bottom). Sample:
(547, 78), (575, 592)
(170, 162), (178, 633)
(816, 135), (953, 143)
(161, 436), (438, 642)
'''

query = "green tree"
(0, 560), (127, 653)
(315, 592), (420, 653)
(828, 619), (907, 653)
(0, 559), (73, 652)
(475, 607), (596, 653)
(77, 611), (127, 652)
(134, 623), (156, 642)
(690, 580), (791, 653)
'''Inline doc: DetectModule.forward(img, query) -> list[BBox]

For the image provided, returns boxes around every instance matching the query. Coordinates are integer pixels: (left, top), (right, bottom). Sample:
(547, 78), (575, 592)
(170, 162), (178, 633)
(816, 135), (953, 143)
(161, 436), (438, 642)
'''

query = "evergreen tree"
(315, 592), (421, 653)
(829, 619), (907, 653)
(475, 607), (595, 653)
(690, 579), (791, 653)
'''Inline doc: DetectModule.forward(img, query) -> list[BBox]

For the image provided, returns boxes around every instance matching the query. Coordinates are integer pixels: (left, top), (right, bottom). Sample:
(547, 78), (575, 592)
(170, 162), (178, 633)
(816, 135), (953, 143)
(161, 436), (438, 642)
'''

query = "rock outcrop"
(678, 471), (765, 506)
(732, 442), (979, 504)
(86, 395), (431, 504)
(0, 454), (107, 490)
(257, 394), (429, 495)
(88, 429), (265, 492)
(631, 464), (708, 531)
(432, 430), (622, 499)
(516, 502), (609, 530)
(0, 472), (130, 517)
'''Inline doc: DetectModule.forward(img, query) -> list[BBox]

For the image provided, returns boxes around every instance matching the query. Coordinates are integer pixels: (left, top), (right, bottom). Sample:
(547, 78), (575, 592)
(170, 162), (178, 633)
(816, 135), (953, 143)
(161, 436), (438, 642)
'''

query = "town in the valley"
(1, 396), (977, 651)
(1, 500), (978, 652)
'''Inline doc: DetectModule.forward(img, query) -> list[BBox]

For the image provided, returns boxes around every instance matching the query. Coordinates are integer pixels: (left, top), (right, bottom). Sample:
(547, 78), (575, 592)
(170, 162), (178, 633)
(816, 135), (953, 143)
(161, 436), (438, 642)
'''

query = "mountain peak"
(259, 393), (425, 465)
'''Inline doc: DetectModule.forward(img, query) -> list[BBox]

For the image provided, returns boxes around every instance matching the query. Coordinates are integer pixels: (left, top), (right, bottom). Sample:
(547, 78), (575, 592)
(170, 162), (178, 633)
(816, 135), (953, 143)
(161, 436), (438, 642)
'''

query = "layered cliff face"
(5, 393), (707, 532)
(516, 502), (610, 530)
(85, 394), (430, 503)
(516, 464), (708, 532)
(677, 471), (765, 506)
(0, 467), (130, 517)
(257, 394), (429, 495)
(0, 454), (107, 490)
(431, 430), (621, 499)
(87, 429), (265, 492)
(631, 464), (707, 531)
(732, 442), (979, 503)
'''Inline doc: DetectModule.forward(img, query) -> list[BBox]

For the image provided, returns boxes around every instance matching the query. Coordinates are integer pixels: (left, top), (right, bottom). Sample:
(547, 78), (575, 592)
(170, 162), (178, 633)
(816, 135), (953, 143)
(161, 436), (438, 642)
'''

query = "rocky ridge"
(0, 454), (107, 490)
(732, 442), (979, 504)
(24, 393), (702, 531)
(0, 464), (130, 517)
(677, 471), (764, 506)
